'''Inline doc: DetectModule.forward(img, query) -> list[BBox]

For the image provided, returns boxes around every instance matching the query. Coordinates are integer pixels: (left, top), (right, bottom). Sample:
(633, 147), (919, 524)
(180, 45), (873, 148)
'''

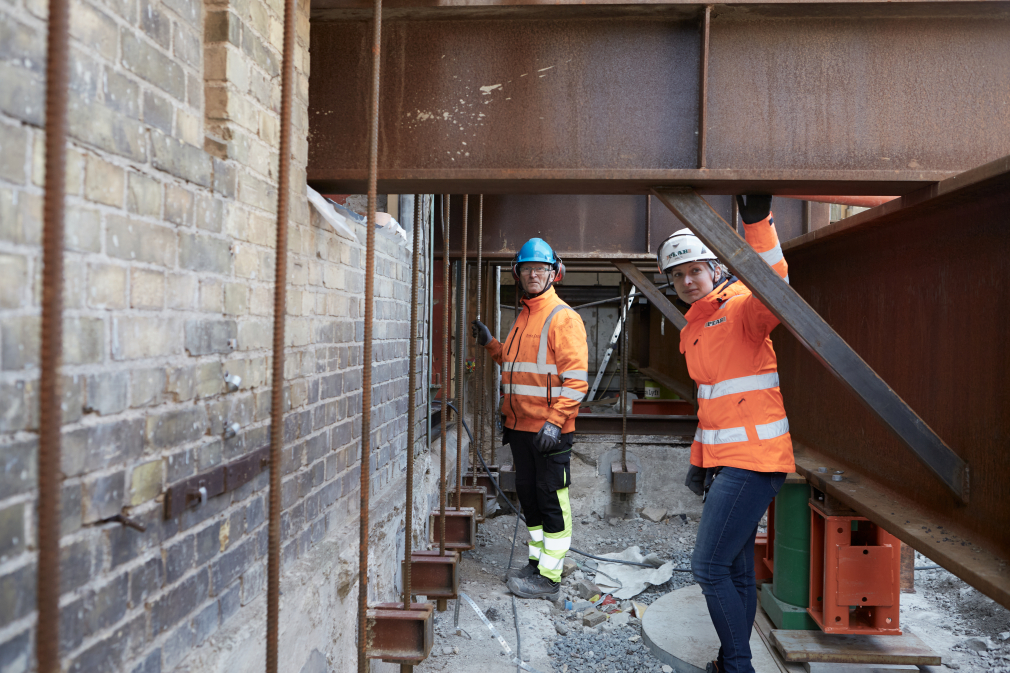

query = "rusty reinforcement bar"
(456, 197), (468, 508)
(265, 0), (298, 663)
(356, 0), (383, 668)
(37, 0), (72, 662)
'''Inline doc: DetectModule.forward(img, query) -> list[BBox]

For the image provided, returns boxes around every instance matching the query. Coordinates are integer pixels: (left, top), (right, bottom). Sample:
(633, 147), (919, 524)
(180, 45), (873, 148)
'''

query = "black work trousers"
(506, 428), (574, 580)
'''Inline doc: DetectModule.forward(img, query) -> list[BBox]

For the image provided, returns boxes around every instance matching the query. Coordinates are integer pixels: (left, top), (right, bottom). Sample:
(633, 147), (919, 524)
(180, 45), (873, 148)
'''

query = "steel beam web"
(652, 188), (969, 503)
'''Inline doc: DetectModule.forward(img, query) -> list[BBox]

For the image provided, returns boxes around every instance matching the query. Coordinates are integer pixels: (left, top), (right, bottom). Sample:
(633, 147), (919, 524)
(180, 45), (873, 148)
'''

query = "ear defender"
(553, 257), (565, 284)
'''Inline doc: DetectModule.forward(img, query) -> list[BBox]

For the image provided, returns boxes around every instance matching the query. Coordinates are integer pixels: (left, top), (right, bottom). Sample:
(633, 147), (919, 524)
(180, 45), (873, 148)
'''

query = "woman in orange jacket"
(657, 195), (794, 673)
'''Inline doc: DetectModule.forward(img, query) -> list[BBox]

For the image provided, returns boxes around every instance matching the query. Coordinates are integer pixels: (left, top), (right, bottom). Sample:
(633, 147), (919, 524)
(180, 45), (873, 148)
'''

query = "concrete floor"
(641, 584), (787, 673)
(374, 436), (1009, 673)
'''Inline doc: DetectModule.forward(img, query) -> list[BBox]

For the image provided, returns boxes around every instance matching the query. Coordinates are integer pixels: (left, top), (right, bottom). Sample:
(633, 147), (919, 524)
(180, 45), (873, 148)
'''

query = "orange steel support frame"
(808, 502), (902, 635)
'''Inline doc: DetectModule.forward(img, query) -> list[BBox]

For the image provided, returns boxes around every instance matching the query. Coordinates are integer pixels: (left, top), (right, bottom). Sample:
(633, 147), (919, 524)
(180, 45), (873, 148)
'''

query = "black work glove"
(736, 194), (773, 224)
(685, 464), (706, 496)
(471, 319), (492, 346)
(534, 421), (562, 454)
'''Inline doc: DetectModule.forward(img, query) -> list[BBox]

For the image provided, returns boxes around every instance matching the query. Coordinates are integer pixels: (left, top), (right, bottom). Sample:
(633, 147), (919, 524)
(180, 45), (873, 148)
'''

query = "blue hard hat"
(515, 238), (556, 265)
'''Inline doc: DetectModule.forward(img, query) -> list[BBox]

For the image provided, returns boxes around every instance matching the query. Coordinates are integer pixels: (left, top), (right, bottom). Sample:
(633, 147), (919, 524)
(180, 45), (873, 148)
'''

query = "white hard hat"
(656, 228), (718, 274)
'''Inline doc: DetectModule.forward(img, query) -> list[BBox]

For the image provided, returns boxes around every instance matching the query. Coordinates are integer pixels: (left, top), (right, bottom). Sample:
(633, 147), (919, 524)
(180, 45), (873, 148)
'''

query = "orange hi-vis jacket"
(486, 286), (589, 434)
(680, 212), (796, 474)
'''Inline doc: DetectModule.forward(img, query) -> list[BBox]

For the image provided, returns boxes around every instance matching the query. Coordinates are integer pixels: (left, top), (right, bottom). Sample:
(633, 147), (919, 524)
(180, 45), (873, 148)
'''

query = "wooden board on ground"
(770, 629), (941, 666)
(753, 605), (805, 673)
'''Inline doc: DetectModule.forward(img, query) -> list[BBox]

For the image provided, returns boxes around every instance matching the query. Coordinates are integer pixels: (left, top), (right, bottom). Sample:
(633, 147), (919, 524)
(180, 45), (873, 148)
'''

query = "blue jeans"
(692, 467), (785, 673)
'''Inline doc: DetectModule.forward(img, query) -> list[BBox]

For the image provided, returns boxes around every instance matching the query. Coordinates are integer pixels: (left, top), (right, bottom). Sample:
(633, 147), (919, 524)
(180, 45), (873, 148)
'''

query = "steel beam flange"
(651, 187), (969, 504)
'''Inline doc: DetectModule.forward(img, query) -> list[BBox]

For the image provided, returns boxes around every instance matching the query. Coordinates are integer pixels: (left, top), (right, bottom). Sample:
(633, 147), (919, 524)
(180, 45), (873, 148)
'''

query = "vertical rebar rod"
(456, 196), (468, 506)
(478, 265), (487, 476)
(492, 265), (500, 467)
(37, 0), (70, 664)
(473, 195), (483, 485)
(356, 0), (383, 667)
(426, 196), (433, 452)
(621, 280), (629, 472)
(403, 195), (422, 609)
(266, 0), (298, 664)
(439, 195), (450, 555)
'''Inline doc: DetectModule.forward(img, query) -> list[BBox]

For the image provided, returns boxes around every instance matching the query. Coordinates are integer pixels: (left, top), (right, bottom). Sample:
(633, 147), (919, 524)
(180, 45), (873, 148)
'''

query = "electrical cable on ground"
(512, 594), (522, 673)
(443, 402), (692, 572)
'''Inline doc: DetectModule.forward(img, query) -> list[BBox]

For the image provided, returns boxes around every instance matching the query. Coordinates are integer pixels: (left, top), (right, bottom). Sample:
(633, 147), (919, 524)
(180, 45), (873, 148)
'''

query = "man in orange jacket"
(471, 238), (588, 599)
(657, 195), (793, 673)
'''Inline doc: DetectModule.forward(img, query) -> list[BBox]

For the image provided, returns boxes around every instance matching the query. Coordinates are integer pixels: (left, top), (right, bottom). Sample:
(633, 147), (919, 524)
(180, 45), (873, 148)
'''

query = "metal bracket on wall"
(164, 446), (271, 519)
(651, 188), (969, 504)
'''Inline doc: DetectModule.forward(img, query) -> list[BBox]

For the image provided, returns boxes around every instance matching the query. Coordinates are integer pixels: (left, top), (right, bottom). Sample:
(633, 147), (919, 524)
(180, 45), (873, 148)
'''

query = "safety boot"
(504, 561), (539, 582)
(507, 573), (561, 600)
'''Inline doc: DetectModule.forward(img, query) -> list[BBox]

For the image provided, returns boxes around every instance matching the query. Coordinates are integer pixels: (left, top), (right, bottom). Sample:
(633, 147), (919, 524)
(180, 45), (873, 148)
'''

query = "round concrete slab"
(641, 584), (782, 673)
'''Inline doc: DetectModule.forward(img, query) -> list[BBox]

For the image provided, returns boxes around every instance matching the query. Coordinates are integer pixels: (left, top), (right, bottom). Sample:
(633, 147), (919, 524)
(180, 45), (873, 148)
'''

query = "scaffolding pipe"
(36, 0), (71, 663)
(439, 195), (450, 555)
(457, 196), (468, 506)
(620, 279), (629, 472)
(356, 0), (383, 667)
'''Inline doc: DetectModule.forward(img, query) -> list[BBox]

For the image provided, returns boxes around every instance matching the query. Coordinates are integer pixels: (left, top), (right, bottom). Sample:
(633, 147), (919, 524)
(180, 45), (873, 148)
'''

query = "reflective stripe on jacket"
(679, 213), (795, 473)
(486, 286), (589, 433)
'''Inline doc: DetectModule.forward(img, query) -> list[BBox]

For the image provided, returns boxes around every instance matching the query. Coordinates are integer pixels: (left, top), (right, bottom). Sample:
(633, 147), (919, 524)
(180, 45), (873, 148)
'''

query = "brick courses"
(0, 0), (431, 664)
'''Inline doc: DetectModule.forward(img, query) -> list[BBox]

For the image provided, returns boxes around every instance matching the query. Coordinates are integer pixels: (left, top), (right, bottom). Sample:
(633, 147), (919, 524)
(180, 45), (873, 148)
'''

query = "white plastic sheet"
(307, 185), (357, 242)
(591, 546), (674, 600)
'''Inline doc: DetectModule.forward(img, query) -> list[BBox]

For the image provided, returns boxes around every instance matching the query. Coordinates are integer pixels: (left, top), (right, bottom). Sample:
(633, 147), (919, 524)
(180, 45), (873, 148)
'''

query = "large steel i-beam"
(308, 1), (1010, 195)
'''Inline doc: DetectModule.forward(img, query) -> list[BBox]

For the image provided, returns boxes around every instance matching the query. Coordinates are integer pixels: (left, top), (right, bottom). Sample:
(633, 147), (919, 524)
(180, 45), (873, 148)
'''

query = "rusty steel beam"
(429, 194), (812, 261)
(308, 6), (1010, 194)
(575, 413), (698, 437)
(794, 444), (1010, 611)
(311, 0), (1010, 18)
(653, 188), (969, 503)
(775, 155), (1010, 597)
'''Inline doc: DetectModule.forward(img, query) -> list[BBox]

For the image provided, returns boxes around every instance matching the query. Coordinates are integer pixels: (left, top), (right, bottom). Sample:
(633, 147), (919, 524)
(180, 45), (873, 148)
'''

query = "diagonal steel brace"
(652, 187), (969, 504)
(612, 261), (687, 331)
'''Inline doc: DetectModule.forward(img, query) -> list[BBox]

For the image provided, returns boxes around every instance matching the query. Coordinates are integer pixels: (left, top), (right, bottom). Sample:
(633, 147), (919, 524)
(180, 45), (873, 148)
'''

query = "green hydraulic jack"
(759, 474), (818, 630)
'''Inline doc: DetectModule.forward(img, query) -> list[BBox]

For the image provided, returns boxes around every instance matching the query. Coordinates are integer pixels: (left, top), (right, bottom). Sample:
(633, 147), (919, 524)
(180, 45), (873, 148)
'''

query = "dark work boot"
(506, 573), (561, 600)
(505, 561), (539, 582)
